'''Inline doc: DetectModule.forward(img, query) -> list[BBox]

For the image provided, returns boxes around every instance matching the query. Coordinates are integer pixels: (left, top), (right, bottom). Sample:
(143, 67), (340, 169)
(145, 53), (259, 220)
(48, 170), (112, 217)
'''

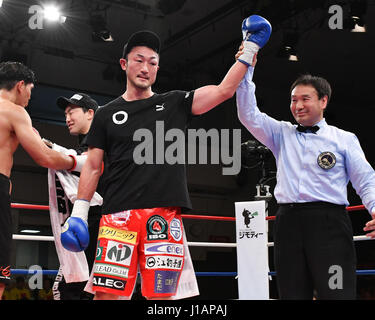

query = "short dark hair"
(290, 74), (332, 104)
(0, 61), (36, 91)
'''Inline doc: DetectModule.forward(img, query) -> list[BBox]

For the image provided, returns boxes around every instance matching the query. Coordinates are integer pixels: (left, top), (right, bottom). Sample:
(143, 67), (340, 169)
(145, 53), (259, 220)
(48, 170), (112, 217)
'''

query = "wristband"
(68, 154), (87, 172)
(71, 199), (90, 222)
(238, 41), (260, 66)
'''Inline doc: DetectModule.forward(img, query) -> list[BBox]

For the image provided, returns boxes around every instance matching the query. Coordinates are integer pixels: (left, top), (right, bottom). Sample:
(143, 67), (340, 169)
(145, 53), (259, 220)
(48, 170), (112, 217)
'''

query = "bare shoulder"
(0, 99), (30, 129)
(0, 100), (28, 175)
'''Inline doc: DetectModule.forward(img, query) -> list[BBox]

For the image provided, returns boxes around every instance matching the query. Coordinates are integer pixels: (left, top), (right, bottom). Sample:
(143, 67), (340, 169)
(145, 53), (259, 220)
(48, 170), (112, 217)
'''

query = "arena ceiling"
(0, 0), (374, 160)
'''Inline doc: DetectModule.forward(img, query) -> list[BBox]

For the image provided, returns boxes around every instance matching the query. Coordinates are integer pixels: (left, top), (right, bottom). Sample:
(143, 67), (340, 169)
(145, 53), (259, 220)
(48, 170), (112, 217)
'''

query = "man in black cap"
(66, 27), (262, 300)
(50, 92), (102, 300)
(56, 93), (98, 153)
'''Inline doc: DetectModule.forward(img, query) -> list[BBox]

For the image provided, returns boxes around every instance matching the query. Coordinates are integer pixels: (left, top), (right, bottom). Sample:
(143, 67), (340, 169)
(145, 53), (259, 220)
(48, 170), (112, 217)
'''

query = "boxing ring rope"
(10, 202), (375, 277)
(11, 202), (366, 216)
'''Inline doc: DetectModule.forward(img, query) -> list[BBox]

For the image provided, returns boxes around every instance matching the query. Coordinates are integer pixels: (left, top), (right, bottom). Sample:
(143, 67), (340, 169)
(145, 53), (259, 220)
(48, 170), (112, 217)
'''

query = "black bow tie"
(296, 125), (320, 133)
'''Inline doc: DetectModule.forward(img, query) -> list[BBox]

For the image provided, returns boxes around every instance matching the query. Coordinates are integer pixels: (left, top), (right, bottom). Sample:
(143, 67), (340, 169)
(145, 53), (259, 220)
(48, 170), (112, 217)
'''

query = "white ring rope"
(13, 234), (373, 247)
(13, 234), (55, 241)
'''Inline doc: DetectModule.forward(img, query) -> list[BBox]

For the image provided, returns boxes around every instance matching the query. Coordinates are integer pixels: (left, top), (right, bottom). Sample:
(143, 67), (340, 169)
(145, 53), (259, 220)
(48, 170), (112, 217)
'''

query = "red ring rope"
(10, 203), (366, 222)
(11, 203), (49, 210)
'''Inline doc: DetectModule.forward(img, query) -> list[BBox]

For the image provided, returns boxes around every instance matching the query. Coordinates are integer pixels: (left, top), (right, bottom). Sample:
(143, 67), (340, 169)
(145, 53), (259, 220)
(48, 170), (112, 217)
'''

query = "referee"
(235, 60), (375, 299)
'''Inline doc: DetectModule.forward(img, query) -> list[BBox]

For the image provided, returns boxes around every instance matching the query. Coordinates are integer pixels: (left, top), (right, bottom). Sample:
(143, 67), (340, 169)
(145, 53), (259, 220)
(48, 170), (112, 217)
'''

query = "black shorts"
(0, 173), (12, 284)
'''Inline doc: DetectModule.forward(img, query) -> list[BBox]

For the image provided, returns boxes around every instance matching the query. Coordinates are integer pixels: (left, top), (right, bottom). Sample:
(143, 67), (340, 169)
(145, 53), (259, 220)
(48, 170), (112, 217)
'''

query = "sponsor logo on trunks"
(144, 243), (184, 256)
(98, 226), (137, 244)
(94, 263), (129, 279)
(0, 265), (11, 280)
(110, 210), (131, 225)
(146, 255), (183, 270)
(93, 275), (126, 291)
(317, 151), (336, 170)
(170, 218), (182, 241)
(154, 270), (180, 294)
(147, 215), (168, 241)
(96, 239), (104, 261)
(105, 240), (134, 266)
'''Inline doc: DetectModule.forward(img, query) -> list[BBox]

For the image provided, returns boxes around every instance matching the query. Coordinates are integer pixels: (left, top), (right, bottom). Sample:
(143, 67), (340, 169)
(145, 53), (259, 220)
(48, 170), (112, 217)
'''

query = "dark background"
(1, 0), (375, 299)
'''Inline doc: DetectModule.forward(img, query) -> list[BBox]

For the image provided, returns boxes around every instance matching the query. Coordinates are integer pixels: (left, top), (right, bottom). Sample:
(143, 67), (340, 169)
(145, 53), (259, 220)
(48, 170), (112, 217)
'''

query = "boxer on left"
(0, 61), (76, 300)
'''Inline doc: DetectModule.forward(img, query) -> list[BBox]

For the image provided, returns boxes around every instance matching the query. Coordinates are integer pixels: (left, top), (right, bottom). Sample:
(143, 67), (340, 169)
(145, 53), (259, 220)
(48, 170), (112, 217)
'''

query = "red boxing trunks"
(92, 207), (185, 298)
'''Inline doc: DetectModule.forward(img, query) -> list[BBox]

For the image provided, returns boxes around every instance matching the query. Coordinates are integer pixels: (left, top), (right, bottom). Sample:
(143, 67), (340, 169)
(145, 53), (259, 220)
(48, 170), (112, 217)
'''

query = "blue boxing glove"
(61, 199), (90, 252)
(238, 15), (272, 66)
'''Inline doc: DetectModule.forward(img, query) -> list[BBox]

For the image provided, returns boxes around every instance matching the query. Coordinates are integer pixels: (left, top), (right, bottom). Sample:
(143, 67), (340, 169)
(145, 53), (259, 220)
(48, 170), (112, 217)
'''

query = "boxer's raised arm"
(191, 61), (248, 115)
(191, 15), (271, 115)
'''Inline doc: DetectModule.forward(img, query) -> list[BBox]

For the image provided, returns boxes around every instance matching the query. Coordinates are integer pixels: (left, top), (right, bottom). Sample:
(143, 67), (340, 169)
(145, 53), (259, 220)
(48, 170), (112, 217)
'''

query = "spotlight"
(90, 14), (114, 42)
(92, 29), (114, 42)
(348, 0), (367, 32)
(20, 229), (41, 234)
(278, 31), (299, 62)
(0, 0), (3, 8)
(43, 5), (59, 21)
(278, 46), (298, 61)
(350, 16), (366, 32)
(43, 4), (66, 24)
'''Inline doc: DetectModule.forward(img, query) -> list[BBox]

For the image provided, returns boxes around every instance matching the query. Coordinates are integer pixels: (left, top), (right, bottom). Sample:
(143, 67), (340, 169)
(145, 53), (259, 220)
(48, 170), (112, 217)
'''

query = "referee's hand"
(363, 212), (375, 238)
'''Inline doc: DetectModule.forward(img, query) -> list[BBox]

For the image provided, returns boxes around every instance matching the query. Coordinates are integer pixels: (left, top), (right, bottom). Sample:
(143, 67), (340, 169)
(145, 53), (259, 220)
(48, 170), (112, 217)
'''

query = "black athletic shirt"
(86, 90), (195, 214)
(76, 134), (89, 156)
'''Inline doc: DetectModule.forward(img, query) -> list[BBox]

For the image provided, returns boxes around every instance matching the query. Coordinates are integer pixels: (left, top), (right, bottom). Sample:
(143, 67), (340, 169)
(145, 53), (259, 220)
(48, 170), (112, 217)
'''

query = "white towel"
(47, 143), (103, 283)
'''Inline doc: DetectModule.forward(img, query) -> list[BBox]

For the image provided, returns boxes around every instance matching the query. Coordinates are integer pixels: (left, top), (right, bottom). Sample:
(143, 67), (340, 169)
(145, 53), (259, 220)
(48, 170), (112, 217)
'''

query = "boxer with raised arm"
(63, 16), (271, 300)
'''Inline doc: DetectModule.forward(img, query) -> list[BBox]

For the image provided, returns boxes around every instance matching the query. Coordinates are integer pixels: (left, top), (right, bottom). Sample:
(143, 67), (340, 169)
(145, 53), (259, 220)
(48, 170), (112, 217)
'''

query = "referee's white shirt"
(236, 67), (375, 214)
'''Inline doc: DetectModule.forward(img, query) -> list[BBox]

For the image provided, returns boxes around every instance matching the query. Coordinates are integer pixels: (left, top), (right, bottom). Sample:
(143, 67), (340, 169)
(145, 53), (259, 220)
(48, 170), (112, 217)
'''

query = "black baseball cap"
(56, 93), (98, 112)
(122, 30), (161, 58)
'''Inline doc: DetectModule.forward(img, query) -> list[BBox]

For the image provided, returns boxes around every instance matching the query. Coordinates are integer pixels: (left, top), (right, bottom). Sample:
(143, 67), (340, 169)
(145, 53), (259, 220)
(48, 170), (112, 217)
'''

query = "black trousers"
(0, 173), (11, 285)
(273, 202), (356, 300)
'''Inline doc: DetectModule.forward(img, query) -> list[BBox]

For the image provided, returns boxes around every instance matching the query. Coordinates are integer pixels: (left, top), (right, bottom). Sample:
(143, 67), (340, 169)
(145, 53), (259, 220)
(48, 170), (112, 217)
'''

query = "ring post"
(235, 200), (269, 299)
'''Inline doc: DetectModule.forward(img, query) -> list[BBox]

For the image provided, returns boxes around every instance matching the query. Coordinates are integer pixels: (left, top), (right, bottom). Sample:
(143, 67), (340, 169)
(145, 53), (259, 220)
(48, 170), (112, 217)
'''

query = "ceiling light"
(43, 5), (60, 21)
(350, 16), (366, 32)
(20, 229), (41, 234)
(43, 4), (66, 23)
(90, 14), (114, 42)
(277, 31), (299, 62)
(278, 45), (299, 62)
(348, 0), (367, 32)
